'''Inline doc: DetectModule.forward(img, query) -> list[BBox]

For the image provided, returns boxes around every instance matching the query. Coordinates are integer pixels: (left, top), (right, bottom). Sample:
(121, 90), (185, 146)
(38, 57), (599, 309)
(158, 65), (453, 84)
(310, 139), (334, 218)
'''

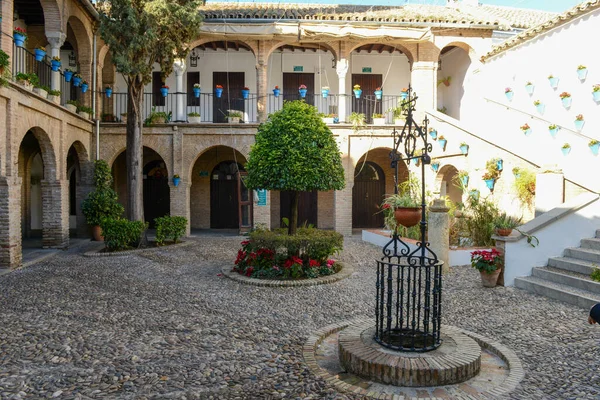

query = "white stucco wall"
(437, 47), (474, 120)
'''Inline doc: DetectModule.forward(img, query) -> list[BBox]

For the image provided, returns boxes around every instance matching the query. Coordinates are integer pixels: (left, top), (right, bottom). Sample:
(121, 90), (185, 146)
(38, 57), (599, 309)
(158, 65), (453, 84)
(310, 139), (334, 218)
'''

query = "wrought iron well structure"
(374, 85), (443, 352)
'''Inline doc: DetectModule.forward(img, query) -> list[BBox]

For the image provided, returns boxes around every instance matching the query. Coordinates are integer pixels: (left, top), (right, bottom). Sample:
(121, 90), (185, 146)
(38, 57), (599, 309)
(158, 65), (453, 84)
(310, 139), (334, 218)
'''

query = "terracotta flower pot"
(394, 207), (421, 228)
(92, 225), (104, 242)
(480, 269), (501, 288)
(496, 228), (513, 237)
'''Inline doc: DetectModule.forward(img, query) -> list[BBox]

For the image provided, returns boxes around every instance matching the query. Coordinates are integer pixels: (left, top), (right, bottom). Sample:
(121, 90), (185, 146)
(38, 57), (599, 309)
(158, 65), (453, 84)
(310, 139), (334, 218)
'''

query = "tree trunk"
(288, 191), (299, 235)
(126, 79), (145, 222)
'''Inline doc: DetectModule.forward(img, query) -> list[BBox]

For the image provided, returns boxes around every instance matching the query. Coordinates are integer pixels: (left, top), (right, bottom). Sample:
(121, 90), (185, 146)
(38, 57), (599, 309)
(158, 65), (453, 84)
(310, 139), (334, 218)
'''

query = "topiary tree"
(82, 160), (124, 227)
(245, 101), (345, 235)
(98, 0), (203, 221)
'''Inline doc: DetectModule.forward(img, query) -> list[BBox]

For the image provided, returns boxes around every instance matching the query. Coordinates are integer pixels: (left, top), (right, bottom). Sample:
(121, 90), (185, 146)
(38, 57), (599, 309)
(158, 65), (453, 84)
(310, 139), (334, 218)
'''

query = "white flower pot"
(121, 116), (127, 124)
(34, 88), (48, 98)
(322, 117), (334, 124)
(66, 104), (77, 113)
(49, 95), (61, 105)
(373, 118), (386, 126)
(394, 118), (406, 126)
(227, 117), (240, 124)
(18, 80), (33, 91)
(78, 111), (90, 120)
(188, 116), (201, 123)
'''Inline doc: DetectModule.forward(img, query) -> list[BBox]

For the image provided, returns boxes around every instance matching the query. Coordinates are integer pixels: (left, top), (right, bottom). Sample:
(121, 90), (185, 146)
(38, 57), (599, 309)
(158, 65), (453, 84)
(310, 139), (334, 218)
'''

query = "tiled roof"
(200, 2), (555, 31)
(483, 0), (600, 60)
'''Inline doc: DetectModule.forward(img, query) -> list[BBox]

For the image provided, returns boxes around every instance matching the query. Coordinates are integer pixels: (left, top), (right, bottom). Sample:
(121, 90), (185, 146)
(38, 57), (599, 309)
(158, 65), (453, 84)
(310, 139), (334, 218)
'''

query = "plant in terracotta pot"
(381, 178), (421, 231)
(471, 248), (503, 288)
(81, 160), (124, 241)
(493, 212), (522, 237)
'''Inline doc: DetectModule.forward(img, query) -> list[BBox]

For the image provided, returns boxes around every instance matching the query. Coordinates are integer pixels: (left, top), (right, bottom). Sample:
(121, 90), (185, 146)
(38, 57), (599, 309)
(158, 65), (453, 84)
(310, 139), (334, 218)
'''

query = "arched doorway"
(352, 161), (385, 228)
(67, 146), (80, 236)
(18, 133), (44, 240)
(437, 44), (473, 120)
(210, 161), (245, 229)
(111, 146), (170, 226)
(437, 165), (463, 204)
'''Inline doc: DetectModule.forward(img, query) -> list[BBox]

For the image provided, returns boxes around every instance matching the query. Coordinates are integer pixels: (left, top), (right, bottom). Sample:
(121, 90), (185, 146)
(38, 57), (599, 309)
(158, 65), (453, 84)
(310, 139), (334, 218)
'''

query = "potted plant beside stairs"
(81, 160), (124, 241)
(471, 248), (503, 287)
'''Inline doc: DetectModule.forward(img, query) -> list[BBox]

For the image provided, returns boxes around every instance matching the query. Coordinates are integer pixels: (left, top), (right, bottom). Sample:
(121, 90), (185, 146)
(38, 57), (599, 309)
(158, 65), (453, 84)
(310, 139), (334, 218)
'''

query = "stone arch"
(439, 41), (478, 61)
(66, 15), (93, 85)
(65, 140), (92, 183)
(39, 0), (62, 34)
(348, 42), (415, 65)
(437, 42), (475, 120)
(107, 143), (170, 172)
(187, 38), (258, 57)
(265, 41), (338, 64)
(187, 145), (248, 182)
(435, 164), (463, 204)
(18, 127), (57, 181)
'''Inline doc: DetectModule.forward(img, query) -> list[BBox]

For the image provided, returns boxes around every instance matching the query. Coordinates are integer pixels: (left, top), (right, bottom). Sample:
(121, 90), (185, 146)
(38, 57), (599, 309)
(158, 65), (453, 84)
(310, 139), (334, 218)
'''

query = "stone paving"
(0, 234), (599, 399)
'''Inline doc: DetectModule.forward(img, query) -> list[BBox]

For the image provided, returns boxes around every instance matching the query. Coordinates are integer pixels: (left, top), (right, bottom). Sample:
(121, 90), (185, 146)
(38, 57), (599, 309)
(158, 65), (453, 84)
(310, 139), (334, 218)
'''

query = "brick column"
(334, 183), (353, 236)
(0, 177), (22, 269)
(1, 0), (14, 58)
(411, 61), (438, 117)
(46, 32), (66, 92)
(336, 59), (349, 123)
(41, 179), (69, 248)
(173, 58), (186, 122)
(169, 181), (191, 236)
(253, 190), (271, 229)
(256, 63), (268, 123)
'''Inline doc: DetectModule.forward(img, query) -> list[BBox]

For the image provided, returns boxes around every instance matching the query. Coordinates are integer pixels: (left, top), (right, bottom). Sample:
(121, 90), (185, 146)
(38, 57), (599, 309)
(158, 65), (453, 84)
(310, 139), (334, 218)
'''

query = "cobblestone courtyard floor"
(1, 234), (599, 399)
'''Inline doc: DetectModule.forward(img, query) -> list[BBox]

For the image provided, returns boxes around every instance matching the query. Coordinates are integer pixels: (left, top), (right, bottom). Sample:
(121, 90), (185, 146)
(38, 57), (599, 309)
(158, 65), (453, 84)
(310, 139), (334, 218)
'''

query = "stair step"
(565, 247), (600, 264)
(514, 275), (600, 310)
(582, 238), (600, 251)
(548, 256), (598, 275)
(532, 267), (600, 294)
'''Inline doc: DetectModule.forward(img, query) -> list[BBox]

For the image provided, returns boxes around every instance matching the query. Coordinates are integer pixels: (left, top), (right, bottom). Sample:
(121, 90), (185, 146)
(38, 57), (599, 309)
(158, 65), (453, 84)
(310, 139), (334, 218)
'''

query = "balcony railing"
(101, 92), (407, 124)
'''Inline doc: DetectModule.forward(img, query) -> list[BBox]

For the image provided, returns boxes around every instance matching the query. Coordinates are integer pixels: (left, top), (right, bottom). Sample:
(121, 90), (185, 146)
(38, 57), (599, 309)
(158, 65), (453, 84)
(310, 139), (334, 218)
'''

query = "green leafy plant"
(562, 143), (571, 150)
(381, 176), (421, 231)
(154, 216), (187, 245)
(48, 89), (61, 96)
(67, 100), (79, 107)
(484, 158), (501, 180)
(590, 265), (600, 282)
(494, 212), (522, 229)
(533, 100), (542, 106)
(78, 105), (93, 114)
(188, 112), (200, 117)
(462, 196), (500, 246)
(471, 248), (502, 273)
(144, 107), (168, 125)
(513, 168), (536, 206)
(589, 139), (599, 146)
(349, 112), (366, 131)
(0, 49), (9, 70)
(548, 124), (557, 130)
(227, 110), (243, 118)
(100, 218), (148, 251)
(81, 160), (124, 226)
(372, 113), (384, 118)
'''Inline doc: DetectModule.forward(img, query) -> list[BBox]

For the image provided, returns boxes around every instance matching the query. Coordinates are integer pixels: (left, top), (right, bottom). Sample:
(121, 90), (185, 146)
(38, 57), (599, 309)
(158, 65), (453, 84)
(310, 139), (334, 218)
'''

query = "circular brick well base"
(338, 321), (481, 387)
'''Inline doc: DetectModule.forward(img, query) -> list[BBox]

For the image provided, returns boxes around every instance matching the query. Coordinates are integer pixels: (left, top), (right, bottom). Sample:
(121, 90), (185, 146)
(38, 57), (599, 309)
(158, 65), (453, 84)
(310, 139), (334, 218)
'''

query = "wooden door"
(143, 160), (171, 228)
(283, 73), (315, 105)
(280, 191), (318, 228)
(213, 72), (245, 123)
(352, 161), (385, 228)
(210, 161), (243, 229)
(352, 74), (383, 123)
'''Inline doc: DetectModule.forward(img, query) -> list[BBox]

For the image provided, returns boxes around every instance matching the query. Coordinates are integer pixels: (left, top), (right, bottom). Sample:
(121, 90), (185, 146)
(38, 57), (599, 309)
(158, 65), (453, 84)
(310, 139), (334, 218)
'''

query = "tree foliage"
(245, 101), (345, 234)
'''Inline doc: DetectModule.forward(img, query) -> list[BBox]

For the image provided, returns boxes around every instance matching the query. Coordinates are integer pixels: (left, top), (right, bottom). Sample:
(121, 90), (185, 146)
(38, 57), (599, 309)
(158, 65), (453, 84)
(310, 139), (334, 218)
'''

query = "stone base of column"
(41, 180), (70, 248)
(169, 181), (191, 236)
(429, 198), (450, 273)
(0, 177), (22, 269)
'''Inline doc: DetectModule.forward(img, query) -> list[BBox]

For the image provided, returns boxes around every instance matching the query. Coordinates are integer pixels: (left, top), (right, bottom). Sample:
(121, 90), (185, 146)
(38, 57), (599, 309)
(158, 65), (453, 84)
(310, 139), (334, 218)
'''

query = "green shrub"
(101, 218), (148, 251)
(82, 160), (124, 226)
(249, 228), (343, 262)
(457, 195), (500, 247)
(514, 169), (536, 207)
(155, 216), (187, 245)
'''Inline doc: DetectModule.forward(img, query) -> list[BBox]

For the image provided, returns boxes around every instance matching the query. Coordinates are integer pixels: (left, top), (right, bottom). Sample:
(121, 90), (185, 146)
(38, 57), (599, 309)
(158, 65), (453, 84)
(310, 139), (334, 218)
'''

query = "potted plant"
(471, 248), (503, 287)
(188, 112), (201, 123)
(192, 83), (201, 98)
(160, 85), (169, 97)
(66, 100), (78, 113)
(372, 113), (385, 126)
(577, 65), (588, 80)
(457, 170), (469, 187)
(520, 123), (531, 136)
(82, 160), (124, 241)
(81, 80), (89, 93)
(561, 143), (571, 156)
(13, 27), (27, 47)
(381, 181), (421, 230)
(533, 100), (544, 114)
(431, 161), (440, 172)
(525, 81), (534, 95)
(438, 76), (451, 87)
(574, 114), (585, 131)
(321, 113), (335, 124)
(34, 46), (46, 61)
(173, 174), (181, 187)
(273, 85), (280, 97)
(459, 142), (469, 155)
(589, 139), (599, 156)
(548, 124), (559, 137)
(411, 149), (422, 166)
(482, 171), (496, 191)
(64, 69), (74, 82)
(390, 101), (408, 125)
(505, 87), (513, 101)
(103, 85), (112, 98)
(145, 107), (168, 124)
(121, 113), (127, 123)
(48, 88), (61, 104)
(429, 128), (437, 140)
(78, 105), (93, 120)
(227, 110), (242, 123)
(321, 86), (330, 98)
(494, 212), (522, 236)
(400, 87), (408, 100)
(593, 84), (600, 102)
(548, 74), (559, 89)
(349, 112), (365, 131)
(374, 86), (383, 100)
(438, 135), (447, 150)
(72, 73), (82, 87)
(512, 167), (521, 178)
(51, 56), (61, 72)
(33, 84), (49, 99)
(496, 158), (504, 171)
(215, 84), (223, 98)
(353, 84), (362, 99)
(298, 84), (307, 98)
(15, 72), (36, 91)
(559, 92), (572, 108)
(241, 86), (250, 99)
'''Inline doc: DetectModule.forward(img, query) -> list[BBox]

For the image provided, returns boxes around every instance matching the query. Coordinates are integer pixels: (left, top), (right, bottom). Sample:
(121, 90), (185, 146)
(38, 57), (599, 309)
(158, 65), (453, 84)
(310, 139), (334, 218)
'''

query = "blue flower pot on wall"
(13, 33), (25, 48)
(485, 179), (495, 191)
(525, 84), (534, 95)
(374, 90), (383, 100)
(459, 144), (469, 155)
(105, 88), (112, 98)
(299, 88), (307, 98)
(578, 68), (588, 80)
(496, 159), (503, 171)
(562, 147), (571, 156)
(173, 177), (181, 187)
(215, 88), (223, 98)
(548, 77), (559, 89)
(160, 87), (169, 97)
(411, 157), (419, 166)
(574, 119), (585, 131)
(81, 83), (88, 93)
(469, 189), (480, 201)
(321, 89), (329, 98)
(561, 97), (572, 108)
(34, 49), (46, 61)
(241, 89), (249, 99)
(72, 76), (82, 87)
(193, 87), (201, 98)
(438, 138), (447, 150)
(273, 88), (280, 97)
(400, 91), (408, 100)
(505, 91), (514, 101)
(549, 127), (559, 137)
(590, 143), (599, 156)
(461, 176), (469, 187)
(536, 104), (545, 114)
(429, 130), (437, 140)
(593, 91), (600, 102)
(51, 60), (61, 72)
(64, 70), (73, 82)
(432, 163), (440, 172)
(523, 128), (532, 136)
(353, 89), (362, 99)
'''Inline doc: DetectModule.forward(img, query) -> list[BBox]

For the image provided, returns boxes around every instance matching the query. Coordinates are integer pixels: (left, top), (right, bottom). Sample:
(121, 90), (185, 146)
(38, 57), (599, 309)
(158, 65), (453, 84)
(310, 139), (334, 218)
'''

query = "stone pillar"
(334, 182), (353, 236)
(1, 0), (14, 58)
(535, 171), (564, 217)
(253, 190), (271, 230)
(256, 63), (268, 123)
(336, 59), (349, 123)
(0, 177), (22, 269)
(428, 198), (449, 273)
(411, 61), (438, 117)
(41, 180), (69, 248)
(46, 32), (66, 92)
(173, 58), (186, 122)
(169, 181), (191, 236)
